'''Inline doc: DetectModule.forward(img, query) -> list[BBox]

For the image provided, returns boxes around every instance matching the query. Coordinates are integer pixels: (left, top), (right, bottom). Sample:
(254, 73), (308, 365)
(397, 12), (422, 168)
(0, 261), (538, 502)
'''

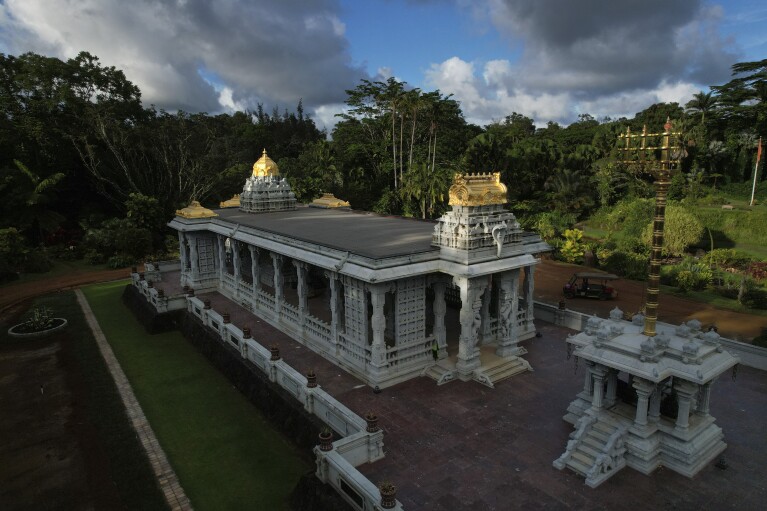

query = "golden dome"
(252, 149), (279, 177)
(175, 200), (218, 219)
(219, 194), (240, 208)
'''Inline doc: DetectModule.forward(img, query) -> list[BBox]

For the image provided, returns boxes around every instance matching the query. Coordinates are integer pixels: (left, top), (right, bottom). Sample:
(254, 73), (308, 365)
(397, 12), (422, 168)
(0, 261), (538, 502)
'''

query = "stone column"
(327, 272), (341, 350)
(633, 377), (654, 429)
(496, 269), (521, 357)
(524, 265), (535, 331)
(455, 276), (487, 378)
(590, 365), (607, 410)
(188, 234), (199, 278)
(695, 381), (712, 417)
(432, 281), (447, 358)
(369, 284), (388, 378)
(674, 380), (698, 433)
(232, 240), (242, 283)
(583, 361), (595, 397)
(294, 260), (309, 324)
(479, 286), (492, 345)
(271, 253), (284, 316)
(605, 370), (618, 407)
(648, 386), (661, 423)
(217, 235), (226, 278)
(249, 245), (260, 297)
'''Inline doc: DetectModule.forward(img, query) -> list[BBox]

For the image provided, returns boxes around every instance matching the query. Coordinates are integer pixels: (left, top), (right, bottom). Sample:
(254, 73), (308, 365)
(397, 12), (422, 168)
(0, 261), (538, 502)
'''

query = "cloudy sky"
(1, 0), (764, 130)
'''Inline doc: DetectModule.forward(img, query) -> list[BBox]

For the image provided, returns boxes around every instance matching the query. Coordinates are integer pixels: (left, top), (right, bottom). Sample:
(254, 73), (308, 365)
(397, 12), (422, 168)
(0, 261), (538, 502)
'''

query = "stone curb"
(75, 289), (193, 511)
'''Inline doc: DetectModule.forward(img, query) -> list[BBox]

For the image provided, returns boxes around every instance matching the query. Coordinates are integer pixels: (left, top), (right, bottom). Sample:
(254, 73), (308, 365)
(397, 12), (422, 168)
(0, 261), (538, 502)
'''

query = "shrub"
(666, 258), (713, 292)
(107, 254), (135, 269)
(701, 248), (754, 270)
(601, 250), (648, 280)
(560, 228), (585, 263)
(641, 205), (704, 257)
(84, 249), (107, 265)
(532, 212), (577, 241)
(24, 251), (52, 273)
(742, 287), (767, 310)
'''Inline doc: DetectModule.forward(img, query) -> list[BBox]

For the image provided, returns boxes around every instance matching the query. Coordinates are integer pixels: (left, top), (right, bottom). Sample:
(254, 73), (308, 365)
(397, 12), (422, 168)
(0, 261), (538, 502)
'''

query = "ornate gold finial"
(175, 200), (218, 219)
(448, 172), (507, 206)
(252, 148), (279, 177)
(309, 192), (351, 209)
(219, 194), (240, 208)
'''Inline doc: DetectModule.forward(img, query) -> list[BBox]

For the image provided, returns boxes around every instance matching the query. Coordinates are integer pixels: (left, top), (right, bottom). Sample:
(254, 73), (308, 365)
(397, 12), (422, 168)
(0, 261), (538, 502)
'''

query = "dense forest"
(1, 51), (766, 285)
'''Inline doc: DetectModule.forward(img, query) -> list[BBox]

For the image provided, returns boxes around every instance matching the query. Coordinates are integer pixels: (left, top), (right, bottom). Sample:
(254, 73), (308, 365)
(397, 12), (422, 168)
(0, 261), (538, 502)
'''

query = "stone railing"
(386, 336), (434, 369)
(585, 425), (628, 488)
(131, 273), (186, 313)
(257, 290), (276, 312)
(184, 295), (400, 510)
(553, 414), (596, 470)
(305, 315), (333, 345)
(339, 333), (370, 371)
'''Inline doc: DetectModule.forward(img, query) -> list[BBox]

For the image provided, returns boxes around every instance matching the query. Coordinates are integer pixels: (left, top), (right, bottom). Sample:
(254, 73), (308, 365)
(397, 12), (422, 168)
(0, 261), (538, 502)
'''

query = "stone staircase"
(472, 357), (532, 388)
(553, 414), (628, 488)
(422, 360), (456, 385)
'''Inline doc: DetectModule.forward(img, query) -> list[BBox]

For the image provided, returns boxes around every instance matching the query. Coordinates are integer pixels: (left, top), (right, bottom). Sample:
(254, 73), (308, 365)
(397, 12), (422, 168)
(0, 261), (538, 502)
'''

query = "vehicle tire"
(565, 290), (575, 299)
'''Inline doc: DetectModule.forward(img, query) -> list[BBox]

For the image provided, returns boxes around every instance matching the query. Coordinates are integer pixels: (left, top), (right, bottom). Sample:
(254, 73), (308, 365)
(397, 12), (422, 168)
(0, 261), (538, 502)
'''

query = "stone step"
(571, 450), (595, 467)
(578, 443), (602, 459)
(593, 421), (617, 435)
(588, 428), (610, 443)
(566, 457), (591, 477)
(581, 435), (605, 452)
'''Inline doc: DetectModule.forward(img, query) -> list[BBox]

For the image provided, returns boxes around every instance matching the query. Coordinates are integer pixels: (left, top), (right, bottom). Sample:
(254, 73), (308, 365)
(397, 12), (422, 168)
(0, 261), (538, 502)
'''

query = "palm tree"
(685, 91), (718, 124)
(400, 162), (450, 219)
(6, 160), (66, 244)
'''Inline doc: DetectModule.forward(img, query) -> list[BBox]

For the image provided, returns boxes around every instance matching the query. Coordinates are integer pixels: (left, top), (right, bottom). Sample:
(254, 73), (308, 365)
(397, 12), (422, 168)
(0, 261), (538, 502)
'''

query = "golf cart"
(563, 272), (619, 300)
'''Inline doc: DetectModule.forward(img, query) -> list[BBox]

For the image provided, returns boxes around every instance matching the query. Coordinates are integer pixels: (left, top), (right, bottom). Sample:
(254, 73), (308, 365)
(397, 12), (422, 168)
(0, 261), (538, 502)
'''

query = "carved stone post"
(583, 360), (595, 397)
(369, 284), (388, 379)
(232, 239), (241, 284)
(455, 276), (487, 378)
(496, 269), (521, 357)
(674, 380), (698, 433)
(431, 281), (447, 358)
(605, 369), (618, 407)
(326, 272), (341, 351)
(271, 253), (284, 317)
(217, 235), (226, 278)
(524, 265), (536, 332)
(479, 286), (492, 344)
(188, 234), (199, 278)
(178, 232), (188, 270)
(590, 365), (607, 410)
(695, 382), (712, 417)
(633, 377), (654, 429)
(294, 260), (309, 327)
(249, 245), (260, 298)
(648, 386), (661, 423)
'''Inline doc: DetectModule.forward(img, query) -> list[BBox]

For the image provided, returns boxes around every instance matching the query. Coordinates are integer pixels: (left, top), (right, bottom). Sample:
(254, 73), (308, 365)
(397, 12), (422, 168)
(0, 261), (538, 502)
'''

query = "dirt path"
(0, 267), (135, 316)
(535, 258), (767, 342)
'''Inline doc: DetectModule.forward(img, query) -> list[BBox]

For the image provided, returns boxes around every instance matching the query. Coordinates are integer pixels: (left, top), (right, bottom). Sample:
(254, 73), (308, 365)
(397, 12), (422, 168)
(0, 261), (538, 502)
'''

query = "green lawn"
(82, 281), (311, 511)
(658, 284), (767, 317)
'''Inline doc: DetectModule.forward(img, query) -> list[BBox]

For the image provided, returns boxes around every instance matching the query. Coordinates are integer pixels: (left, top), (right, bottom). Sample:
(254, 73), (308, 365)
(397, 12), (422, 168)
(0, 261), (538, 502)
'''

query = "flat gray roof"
(214, 207), (438, 259)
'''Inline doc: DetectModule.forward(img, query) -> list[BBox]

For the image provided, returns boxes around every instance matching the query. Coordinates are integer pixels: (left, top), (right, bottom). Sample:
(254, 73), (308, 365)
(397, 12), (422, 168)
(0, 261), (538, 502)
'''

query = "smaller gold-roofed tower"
(432, 172), (524, 263)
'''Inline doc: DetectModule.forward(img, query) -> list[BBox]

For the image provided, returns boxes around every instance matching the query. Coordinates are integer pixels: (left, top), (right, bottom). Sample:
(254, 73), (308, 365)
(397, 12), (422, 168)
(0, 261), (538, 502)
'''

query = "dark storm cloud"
(486, 0), (738, 97)
(0, 0), (366, 113)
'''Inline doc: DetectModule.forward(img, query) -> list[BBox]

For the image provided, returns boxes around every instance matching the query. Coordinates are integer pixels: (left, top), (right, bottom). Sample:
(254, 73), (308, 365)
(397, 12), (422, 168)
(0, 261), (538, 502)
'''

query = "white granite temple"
(168, 150), (549, 388)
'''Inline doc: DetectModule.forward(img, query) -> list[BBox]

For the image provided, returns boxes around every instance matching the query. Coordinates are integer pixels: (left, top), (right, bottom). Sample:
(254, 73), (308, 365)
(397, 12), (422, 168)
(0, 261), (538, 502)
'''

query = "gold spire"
(252, 148), (279, 177)
(175, 200), (218, 219)
(219, 194), (240, 208)
(448, 172), (508, 206)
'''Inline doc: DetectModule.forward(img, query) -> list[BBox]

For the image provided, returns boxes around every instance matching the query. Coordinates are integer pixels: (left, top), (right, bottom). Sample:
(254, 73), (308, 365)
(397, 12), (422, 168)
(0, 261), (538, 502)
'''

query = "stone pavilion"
(168, 150), (549, 388)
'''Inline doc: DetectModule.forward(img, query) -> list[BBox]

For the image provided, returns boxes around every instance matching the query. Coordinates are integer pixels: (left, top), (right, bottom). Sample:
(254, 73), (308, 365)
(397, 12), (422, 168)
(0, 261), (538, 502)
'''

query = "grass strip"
(83, 280), (310, 510)
(2, 290), (170, 509)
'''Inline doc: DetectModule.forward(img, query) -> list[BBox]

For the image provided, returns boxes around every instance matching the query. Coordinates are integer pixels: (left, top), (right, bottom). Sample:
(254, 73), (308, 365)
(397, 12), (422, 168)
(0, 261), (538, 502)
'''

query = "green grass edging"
(83, 281), (310, 510)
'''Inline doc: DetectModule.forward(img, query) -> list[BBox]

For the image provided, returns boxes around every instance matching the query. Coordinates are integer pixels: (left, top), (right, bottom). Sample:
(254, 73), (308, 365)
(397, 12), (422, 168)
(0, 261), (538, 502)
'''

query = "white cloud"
(0, 0), (366, 114)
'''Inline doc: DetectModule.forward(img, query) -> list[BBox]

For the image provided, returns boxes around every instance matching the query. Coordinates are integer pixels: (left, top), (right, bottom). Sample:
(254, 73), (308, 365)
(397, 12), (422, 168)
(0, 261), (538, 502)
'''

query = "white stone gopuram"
(169, 155), (549, 389)
(553, 308), (739, 487)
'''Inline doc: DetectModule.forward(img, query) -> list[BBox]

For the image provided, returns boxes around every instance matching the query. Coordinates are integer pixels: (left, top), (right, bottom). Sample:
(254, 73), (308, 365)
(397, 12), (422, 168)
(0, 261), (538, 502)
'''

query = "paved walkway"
(75, 290), (193, 511)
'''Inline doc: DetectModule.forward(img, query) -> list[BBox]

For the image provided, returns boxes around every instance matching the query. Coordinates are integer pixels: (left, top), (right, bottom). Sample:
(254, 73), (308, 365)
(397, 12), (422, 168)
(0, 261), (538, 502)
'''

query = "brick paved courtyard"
(189, 285), (767, 511)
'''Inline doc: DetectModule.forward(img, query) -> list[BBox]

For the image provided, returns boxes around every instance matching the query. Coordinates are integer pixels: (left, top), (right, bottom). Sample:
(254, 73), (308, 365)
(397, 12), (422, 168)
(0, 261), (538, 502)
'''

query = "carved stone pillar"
(232, 240), (241, 283)
(605, 370), (618, 407)
(648, 386), (661, 423)
(479, 286), (492, 345)
(271, 253), (284, 316)
(327, 272), (341, 349)
(495, 269), (521, 357)
(674, 380), (698, 433)
(455, 276), (488, 378)
(188, 234), (199, 277)
(178, 232), (188, 269)
(590, 365), (607, 410)
(249, 245), (260, 296)
(217, 235), (226, 278)
(695, 382), (712, 417)
(524, 265), (535, 331)
(633, 377), (654, 428)
(432, 281), (447, 358)
(583, 360), (595, 396)
(369, 284), (388, 377)
(294, 260), (309, 322)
